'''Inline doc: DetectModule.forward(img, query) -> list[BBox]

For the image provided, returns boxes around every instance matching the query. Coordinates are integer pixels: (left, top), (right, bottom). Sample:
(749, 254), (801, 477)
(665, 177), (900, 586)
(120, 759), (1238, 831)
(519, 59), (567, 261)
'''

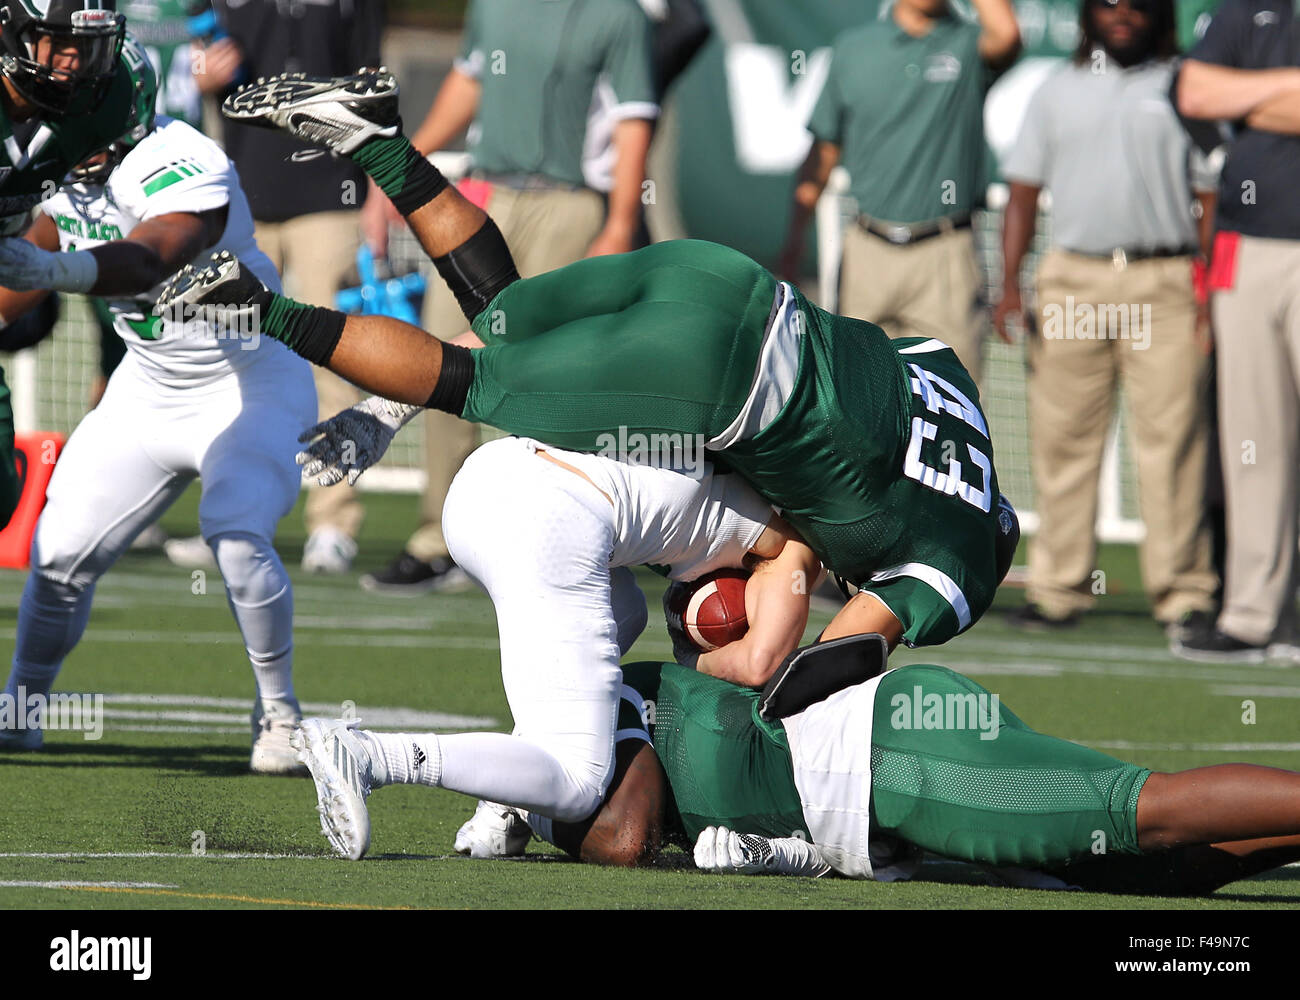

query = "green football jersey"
(464, 239), (1003, 648)
(0, 52), (137, 236)
(727, 294), (1002, 648)
(619, 661), (807, 845)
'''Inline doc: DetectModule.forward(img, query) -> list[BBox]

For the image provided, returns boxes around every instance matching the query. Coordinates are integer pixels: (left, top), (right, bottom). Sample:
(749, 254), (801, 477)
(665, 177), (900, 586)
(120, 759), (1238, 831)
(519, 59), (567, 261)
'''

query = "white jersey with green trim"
(40, 115), (285, 387)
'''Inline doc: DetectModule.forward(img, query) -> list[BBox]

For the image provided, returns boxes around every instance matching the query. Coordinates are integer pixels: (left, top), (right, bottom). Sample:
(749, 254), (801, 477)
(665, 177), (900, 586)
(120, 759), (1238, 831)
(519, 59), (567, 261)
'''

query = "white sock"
(359, 730), (442, 787)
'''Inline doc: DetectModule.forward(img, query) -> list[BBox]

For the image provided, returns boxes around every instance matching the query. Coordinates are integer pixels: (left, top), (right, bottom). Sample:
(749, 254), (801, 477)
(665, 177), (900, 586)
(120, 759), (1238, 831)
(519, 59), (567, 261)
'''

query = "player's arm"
(0, 213), (59, 327)
(971, 0), (1021, 71)
(88, 206), (230, 296)
(0, 206), (229, 298)
(695, 518), (823, 688)
(820, 590), (905, 649)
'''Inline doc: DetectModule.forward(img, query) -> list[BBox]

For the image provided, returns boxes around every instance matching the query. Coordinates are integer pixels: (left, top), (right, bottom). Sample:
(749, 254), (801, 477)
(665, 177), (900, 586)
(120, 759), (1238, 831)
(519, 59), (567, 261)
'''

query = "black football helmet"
(0, 1), (125, 115)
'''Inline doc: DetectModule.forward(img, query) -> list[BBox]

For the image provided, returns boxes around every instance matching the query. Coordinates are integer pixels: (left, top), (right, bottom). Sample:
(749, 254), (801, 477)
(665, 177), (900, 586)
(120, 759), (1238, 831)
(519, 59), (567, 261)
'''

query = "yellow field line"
(59, 884), (411, 909)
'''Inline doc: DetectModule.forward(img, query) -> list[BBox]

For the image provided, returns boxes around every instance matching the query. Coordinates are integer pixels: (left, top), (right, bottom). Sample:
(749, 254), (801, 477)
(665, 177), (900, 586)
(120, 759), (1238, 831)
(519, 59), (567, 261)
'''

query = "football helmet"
(0, 1), (126, 115)
(69, 31), (154, 182)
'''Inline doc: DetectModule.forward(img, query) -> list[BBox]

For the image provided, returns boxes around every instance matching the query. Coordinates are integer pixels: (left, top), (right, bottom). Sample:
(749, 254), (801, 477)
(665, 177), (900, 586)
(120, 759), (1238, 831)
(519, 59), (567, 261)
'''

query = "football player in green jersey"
(159, 68), (1014, 655)
(540, 658), (1300, 894)
(0, 0), (136, 525)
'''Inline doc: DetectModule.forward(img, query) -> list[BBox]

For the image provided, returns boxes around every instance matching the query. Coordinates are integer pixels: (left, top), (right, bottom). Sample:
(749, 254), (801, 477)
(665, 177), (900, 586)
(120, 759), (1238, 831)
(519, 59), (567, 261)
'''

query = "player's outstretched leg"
(223, 69), (518, 326)
(156, 250), (460, 407)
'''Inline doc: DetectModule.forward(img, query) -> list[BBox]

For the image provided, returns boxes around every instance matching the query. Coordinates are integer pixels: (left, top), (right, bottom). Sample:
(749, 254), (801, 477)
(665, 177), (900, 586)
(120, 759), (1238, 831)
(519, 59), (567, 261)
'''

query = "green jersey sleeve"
(601, 1), (657, 111)
(806, 43), (844, 145)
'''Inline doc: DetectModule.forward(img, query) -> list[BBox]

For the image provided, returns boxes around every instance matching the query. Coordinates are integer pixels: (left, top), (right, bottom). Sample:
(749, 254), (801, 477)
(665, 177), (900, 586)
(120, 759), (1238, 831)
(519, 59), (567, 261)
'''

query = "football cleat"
(222, 68), (400, 156)
(250, 698), (308, 776)
(302, 527), (358, 575)
(291, 718), (387, 861)
(156, 250), (270, 320)
(454, 800), (532, 859)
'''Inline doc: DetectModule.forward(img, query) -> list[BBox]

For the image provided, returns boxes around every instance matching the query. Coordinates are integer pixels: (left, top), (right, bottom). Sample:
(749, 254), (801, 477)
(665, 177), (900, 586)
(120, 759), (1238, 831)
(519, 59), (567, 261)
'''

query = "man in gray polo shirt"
(778, 0), (1021, 384)
(362, 0), (659, 593)
(996, 0), (1219, 638)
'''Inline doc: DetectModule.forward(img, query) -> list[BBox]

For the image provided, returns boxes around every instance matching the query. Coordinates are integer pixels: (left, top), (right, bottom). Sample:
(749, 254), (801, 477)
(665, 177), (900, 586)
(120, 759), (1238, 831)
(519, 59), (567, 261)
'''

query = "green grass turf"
(2, 485), (1298, 910)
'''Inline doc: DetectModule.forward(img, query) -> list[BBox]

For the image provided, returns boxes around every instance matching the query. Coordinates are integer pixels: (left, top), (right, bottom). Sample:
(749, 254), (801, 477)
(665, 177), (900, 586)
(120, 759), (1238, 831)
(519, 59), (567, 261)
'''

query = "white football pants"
(439, 438), (647, 822)
(5, 348), (315, 708)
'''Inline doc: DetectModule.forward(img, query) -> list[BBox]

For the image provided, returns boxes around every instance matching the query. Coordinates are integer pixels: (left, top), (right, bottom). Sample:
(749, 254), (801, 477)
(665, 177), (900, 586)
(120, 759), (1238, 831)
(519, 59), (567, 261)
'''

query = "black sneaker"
(1171, 628), (1268, 663)
(360, 551), (470, 595)
(1004, 603), (1081, 632)
(1164, 608), (1216, 643)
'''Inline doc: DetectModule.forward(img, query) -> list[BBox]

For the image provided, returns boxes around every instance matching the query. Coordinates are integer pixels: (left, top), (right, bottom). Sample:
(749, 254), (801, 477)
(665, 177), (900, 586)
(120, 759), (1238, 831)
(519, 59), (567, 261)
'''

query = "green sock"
(259, 293), (347, 366)
(350, 132), (449, 215)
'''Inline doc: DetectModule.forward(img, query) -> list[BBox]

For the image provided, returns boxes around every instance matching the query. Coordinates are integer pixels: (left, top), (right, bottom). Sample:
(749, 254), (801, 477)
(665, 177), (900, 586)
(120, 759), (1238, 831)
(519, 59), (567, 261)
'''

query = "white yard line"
(0, 880), (180, 889)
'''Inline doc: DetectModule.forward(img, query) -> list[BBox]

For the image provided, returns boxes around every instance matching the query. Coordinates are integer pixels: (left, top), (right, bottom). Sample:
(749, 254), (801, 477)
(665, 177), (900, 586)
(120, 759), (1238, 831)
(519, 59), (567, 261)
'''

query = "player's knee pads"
(210, 533), (287, 606)
(210, 532), (291, 657)
(29, 534), (108, 593)
(432, 217), (520, 325)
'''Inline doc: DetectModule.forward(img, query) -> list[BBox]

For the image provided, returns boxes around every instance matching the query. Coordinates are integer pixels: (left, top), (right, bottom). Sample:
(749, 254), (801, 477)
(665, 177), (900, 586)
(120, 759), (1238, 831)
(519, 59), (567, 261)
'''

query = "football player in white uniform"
(0, 37), (317, 773)
(292, 435), (823, 860)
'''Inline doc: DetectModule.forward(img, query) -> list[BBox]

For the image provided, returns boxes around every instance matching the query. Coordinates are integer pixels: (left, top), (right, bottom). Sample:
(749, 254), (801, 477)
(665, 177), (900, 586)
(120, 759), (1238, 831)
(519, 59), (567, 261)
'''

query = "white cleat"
(162, 534), (216, 569)
(291, 717), (387, 860)
(302, 527), (358, 574)
(222, 68), (400, 155)
(250, 698), (308, 776)
(454, 800), (532, 859)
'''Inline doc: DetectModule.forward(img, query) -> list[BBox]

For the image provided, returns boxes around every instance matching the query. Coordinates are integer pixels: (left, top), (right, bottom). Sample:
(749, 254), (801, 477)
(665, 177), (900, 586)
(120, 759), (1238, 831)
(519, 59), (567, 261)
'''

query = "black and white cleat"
(222, 68), (401, 155)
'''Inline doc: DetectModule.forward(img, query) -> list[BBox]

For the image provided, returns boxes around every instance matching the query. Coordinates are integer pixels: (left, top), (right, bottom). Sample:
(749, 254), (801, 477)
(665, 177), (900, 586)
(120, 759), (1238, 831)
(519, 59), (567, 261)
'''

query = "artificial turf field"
(2, 485), (1298, 913)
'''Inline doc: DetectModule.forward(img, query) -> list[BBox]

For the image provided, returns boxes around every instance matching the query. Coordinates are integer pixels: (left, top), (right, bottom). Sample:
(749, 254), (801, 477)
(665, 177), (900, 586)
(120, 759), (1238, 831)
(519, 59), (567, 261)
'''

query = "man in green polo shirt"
(778, 0), (1020, 384)
(361, 0), (660, 595)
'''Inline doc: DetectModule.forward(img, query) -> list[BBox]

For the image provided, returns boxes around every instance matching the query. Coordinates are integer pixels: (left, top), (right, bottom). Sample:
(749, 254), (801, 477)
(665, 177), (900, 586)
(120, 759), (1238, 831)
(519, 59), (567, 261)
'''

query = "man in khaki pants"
(360, 0), (657, 593)
(996, 0), (1218, 642)
(779, 0), (1022, 385)
(1173, 0), (1300, 661)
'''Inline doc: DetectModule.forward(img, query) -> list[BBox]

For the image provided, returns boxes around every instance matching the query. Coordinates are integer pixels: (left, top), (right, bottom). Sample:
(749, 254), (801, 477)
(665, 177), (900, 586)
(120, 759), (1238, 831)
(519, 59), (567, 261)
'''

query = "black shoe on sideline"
(360, 552), (470, 595)
(1004, 603), (1081, 632)
(1171, 628), (1268, 663)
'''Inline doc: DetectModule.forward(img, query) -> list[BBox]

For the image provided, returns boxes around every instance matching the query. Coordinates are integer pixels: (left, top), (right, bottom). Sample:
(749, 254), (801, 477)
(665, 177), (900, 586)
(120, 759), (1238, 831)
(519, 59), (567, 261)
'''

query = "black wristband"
(425, 341), (474, 415)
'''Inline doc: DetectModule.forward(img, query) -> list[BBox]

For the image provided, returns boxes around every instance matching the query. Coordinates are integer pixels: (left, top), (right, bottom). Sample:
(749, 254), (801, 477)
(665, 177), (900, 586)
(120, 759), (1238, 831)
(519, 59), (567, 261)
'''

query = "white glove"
(662, 582), (700, 670)
(694, 826), (833, 878)
(296, 395), (422, 486)
(0, 238), (97, 292)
